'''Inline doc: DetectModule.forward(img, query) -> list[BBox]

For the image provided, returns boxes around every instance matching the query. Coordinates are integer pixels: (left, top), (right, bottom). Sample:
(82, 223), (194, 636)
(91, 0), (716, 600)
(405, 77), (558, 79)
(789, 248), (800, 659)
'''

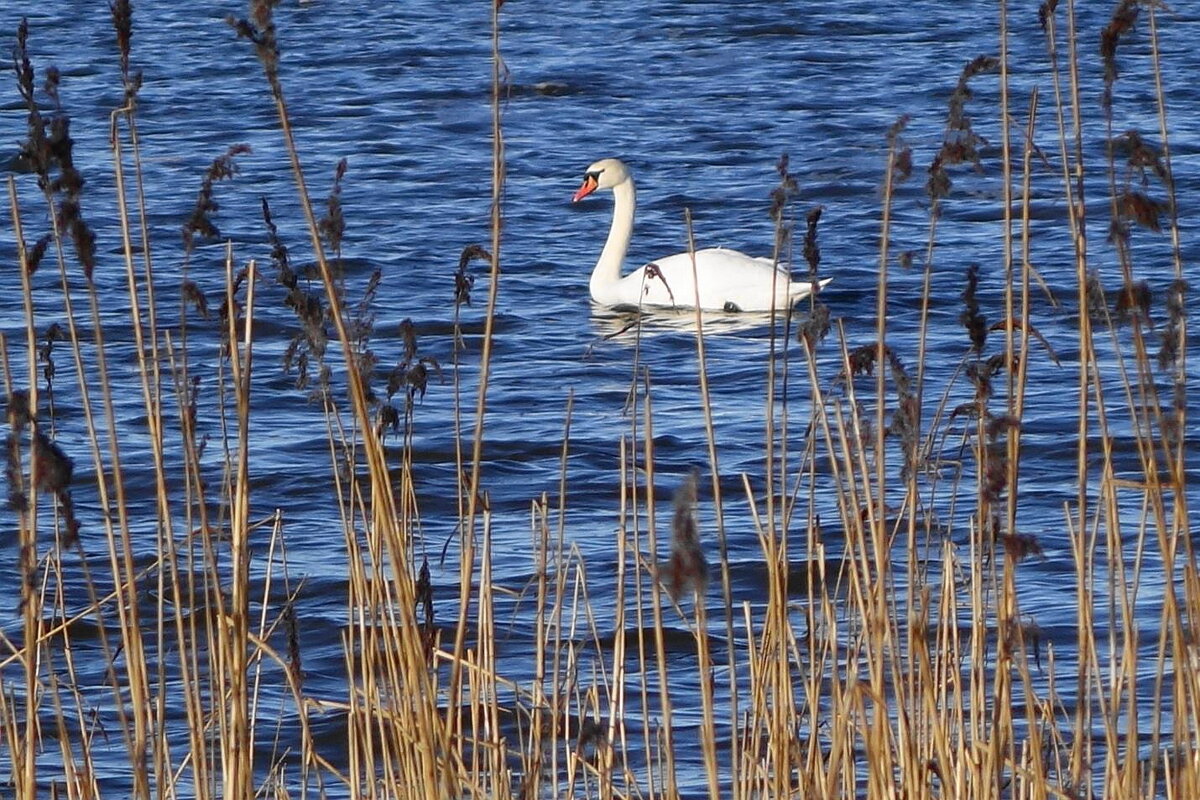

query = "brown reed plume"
(663, 470), (708, 602)
(959, 262), (989, 353)
(1100, 0), (1140, 111)
(183, 144), (252, 250)
(14, 20), (96, 280)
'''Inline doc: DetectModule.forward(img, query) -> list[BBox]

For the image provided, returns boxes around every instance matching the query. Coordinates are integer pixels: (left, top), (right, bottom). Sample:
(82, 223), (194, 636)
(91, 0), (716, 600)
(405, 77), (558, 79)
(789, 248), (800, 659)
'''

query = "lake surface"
(1, 0), (1197, 796)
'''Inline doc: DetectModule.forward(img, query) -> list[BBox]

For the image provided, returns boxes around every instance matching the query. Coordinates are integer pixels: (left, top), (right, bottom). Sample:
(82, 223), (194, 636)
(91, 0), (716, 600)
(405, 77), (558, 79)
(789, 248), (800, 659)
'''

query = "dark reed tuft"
(327, 164), (370, 363)
(1114, 279), (1151, 321)
(845, 342), (906, 380)
(416, 557), (434, 629)
(228, 0), (282, 95)
(1037, 0), (1059, 33)
(949, 401), (983, 423)
(1020, 616), (1044, 673)
(263, 198), (295, 288)
(185, 375), (201, 432)
(5, 431), (26, 514)
(946, 57), (1001, 149)
(347, 269), (381, 347)
(768, 153), (799, 228)
(802, 206), (822, 274)
(4, 392), (33, 513)
(964, 354), (1007, 405)
(182, 144), (252, 250)
(1119, 191), (1167, 233)
(399, 318), (418, 364)
(282, 601), (303, 687)
(988, 317), (1061, 365)
(416, 557), (436, 659)
(929, 55), (1000, 205)
(1100, 0), (1141, 111)
(14, 20), (52, 184)
(318, 158), (348, 254)
(13, 21), (96, 279)
(25, 233), (52, 275)
(7, 390), (33, 433)
(846, 344), (879, 378)
(1085, 271), (1109, 321)
(385, 320), (443, 432)
(797, 302), (831, 348)
(181, 280), (210, 319)
(959, 263), (988, 353)
(109, 0), (142, 102)
(1157, 278), (1187, 373)
(263, 198), (328, 388)
(33, 431), (79, 545)
(378, 404), (400, 435)
(110, 0), (132, 74)
(1114, 129), (1168, 182)
(796, 205), (830, 345)
(891, 391), (921, 478)
(218, 267), (250, 356)
(354, 351), (380, 401)
(982, 448), (1008, 504)
(61, 198), (97, 280)
(387, 321), (442, 405)
(575, 719), (608, 762)
(1108, 131), (1171, 244)
(926, 154), (951, 206)
(454, 244), (491, 307)
(1002, 532), (1045, 563)
(887, 116), (912, 183)
(664, 470), (708, 602)
(985, 414), (1021, 441)
(39, 324), (67, 411)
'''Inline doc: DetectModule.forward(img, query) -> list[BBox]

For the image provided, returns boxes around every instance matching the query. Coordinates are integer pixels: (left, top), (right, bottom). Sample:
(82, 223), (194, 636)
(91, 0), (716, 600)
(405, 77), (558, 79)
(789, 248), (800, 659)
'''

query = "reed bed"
(0, 1), (1193, 798)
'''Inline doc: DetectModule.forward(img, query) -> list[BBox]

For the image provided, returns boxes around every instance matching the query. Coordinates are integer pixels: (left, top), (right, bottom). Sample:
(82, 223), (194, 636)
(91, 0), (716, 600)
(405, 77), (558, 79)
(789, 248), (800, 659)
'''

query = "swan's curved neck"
(590, 177), (636, 299)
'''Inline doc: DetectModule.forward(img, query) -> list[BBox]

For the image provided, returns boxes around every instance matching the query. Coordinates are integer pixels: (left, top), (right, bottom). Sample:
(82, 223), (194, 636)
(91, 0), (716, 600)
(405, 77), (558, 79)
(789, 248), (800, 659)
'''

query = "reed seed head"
(959, 263), (988, 353)
(318, 158), (348, 254)
(1157, 278), (1187, 373)
(1002, 532), (1044, 563)
(1101, 1), (1141, 110)
(454, 245), (490, 306)
(33, 432), (73, 494)
(7, 390), (33, 432)
(664, 470), (708, 602)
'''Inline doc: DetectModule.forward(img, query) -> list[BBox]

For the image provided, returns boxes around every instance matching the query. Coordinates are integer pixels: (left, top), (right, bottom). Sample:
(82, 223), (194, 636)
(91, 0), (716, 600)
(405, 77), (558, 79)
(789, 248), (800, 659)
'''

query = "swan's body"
(572, 158), (830, 312)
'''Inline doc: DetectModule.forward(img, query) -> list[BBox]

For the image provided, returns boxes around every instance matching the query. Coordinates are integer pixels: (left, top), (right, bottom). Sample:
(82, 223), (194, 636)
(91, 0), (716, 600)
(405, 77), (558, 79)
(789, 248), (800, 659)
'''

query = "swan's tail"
(788, 276), (833, 303)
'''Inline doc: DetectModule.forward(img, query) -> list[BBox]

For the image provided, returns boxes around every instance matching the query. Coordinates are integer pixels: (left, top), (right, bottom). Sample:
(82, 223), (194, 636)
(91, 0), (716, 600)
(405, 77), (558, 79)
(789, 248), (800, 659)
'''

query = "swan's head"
(572, 158), (630, 202)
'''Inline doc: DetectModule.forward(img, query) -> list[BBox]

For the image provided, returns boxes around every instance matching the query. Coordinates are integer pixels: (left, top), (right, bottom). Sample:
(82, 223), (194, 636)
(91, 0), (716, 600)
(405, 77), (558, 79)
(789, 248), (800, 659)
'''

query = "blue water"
(1, 0), (1198, 796)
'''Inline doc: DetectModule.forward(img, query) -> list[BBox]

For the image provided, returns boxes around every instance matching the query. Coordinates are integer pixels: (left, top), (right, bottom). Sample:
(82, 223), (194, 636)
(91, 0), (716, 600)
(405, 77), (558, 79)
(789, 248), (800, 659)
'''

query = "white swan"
(572, 158), (830, 312)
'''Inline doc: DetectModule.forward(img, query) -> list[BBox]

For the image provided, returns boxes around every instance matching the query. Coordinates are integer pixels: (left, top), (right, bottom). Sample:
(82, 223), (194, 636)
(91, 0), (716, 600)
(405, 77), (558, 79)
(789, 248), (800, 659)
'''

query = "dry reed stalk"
(444, 3), (510, 766)
(612, 434), (635, 797)
(16, 56), (158, 789)
(547, 393), (578, 797)
(682, 207), (739, 799)
(1008, 88), (1049, 800)
(640, 372), (680, 799)
(6, 176), (41, 800)
(238, 2), (452, 795)
(220, 247), (255, 798)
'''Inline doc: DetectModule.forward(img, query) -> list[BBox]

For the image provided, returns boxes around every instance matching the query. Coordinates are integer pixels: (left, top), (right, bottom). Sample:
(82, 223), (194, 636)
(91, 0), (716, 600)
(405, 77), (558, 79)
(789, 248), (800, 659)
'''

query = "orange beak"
(572, 174), (598, 202)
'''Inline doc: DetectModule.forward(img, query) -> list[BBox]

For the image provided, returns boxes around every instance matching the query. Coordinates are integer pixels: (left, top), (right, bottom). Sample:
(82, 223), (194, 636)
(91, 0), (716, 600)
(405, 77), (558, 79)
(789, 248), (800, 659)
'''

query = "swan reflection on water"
(587, 304), (816, 350)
